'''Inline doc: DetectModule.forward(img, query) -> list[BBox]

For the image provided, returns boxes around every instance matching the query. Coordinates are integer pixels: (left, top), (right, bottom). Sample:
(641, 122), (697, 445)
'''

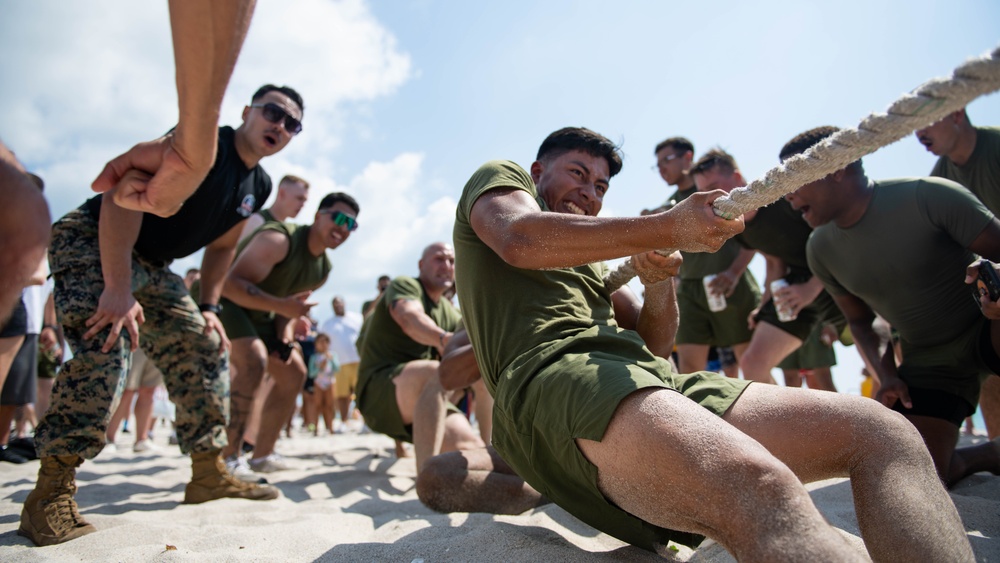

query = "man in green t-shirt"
(691, 149), (844, 389)
(219, 192), (359, 475)
(917, 109), (1000, 439)
(437, 126), (970, 561)
(786, 125), (1000, 487)
(647, 137), (760, 375)
(356, 243), (485, 471)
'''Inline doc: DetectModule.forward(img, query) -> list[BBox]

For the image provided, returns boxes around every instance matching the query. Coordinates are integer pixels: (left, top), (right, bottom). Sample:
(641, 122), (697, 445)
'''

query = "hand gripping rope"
(604, 45), (1000, 293)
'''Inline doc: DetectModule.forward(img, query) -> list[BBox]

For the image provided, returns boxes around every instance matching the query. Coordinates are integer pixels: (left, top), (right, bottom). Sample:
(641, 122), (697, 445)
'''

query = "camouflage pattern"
(35, 208), (229, 459)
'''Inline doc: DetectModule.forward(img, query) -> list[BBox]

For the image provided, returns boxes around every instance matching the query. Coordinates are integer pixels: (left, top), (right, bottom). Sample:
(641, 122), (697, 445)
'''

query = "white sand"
(1, 431), (996, 561)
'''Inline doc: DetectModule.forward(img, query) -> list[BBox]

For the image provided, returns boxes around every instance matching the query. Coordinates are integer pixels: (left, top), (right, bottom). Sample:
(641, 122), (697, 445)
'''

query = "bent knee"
(416, 455), (462, 513)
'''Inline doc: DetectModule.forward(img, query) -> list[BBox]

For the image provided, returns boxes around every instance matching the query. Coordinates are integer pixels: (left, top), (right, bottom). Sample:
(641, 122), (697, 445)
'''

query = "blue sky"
(1, 0), (998, 395)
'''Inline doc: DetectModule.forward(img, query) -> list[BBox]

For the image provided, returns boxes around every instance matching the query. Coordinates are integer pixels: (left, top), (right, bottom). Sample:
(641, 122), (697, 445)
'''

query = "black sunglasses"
(319, 210), (359, 232)
(250, 102), (303, 135)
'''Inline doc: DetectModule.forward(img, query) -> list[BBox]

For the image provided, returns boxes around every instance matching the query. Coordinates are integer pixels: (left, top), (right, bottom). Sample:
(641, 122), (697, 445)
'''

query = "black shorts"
(0, 299), (27, 338)
(891, 386), (974, 427)
(2, 334), (38, 405)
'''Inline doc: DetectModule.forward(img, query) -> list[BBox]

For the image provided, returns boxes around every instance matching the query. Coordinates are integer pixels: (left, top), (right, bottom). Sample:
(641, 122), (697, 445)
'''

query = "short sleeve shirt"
(83, 126), (272, 262)
(357, 276), (461, 377)
(807, 178), (993, 346)
(931, 126), (1000, 215)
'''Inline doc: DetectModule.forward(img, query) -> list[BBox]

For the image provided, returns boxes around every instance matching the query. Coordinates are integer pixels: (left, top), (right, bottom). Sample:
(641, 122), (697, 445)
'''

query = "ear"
(831, 168), (847, 182)
(681, 150), (694, 167)
(242, 105), (251, 122)
(733, 169), (746, 186)
(530, 160), (544, 184)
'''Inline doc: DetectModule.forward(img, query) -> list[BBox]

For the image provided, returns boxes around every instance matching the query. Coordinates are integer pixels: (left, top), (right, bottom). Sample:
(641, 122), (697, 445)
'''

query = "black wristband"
(42, 324), (59, 332)
(199, 303), (223, 315)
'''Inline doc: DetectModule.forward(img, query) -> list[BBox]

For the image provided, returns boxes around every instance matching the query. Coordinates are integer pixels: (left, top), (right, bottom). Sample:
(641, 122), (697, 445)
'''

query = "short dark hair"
(378, 275), (391, 283)
(780, 126), (862, 172)
(654, 136), (694, 156)
(537, 127), (623, 178)
(279, 174), (309, 189)
(252, 84), (304, 114)
(318, 192), (360, 214)
(690, 148), (739, 178)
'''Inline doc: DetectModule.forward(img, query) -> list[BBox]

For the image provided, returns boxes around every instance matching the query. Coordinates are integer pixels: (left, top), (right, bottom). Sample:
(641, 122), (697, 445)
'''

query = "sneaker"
(225, 456), (269, 484)
(132, 440), (160, 454)
(8, 437), (38, 460)
(248, 454), (292, 473)
(0, 445), (29, 464)
(334, 422), (347, 434)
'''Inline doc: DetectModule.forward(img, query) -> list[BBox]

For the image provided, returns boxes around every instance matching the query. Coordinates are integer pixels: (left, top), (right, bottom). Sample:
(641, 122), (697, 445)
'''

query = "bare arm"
(199, 220), (249, 352)
(389, 299), (451, 355)
(612, 251), (683, 359)
(833, 292), (909, 408)
(709, 247), (756, 298)
(92, 1), (256, 217)
(469, 187), (743, 270)
(221, 229), (318, 320)
(0, 141), (50, 323)
(439, 328), (481, 391)
(238, 212), (266, 242)
(84, 180), (146, 352)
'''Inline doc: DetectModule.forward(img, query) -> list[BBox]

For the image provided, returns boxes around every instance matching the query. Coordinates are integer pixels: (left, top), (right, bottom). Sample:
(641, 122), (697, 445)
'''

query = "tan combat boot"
(18, 454), (97, 546)
(183, 450), (280, 504)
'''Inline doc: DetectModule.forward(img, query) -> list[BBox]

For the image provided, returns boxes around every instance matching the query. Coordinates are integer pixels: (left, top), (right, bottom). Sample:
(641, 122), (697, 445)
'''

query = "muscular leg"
(782, 369), (802, 387)
(106, 389), (137, 444)
(132, 386), (156, 444)
(223, 337), (266, 459)
(417, 446), (546, 514)
(410, 364), (483, 471)
(739, 322), (803, 384)
(725, 384), (973, 562)
(804, 367), (837, 392)
(472, 378), (492, 444)
(676, 343), (710, 374)
(980, 375), (1000, 439)
(576, 388), (861, 562)
(252, 349), (307, 459)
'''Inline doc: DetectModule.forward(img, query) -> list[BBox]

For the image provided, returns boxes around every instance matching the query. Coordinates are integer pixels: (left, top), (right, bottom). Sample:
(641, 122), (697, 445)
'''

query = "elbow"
(493, 234), (539, 269)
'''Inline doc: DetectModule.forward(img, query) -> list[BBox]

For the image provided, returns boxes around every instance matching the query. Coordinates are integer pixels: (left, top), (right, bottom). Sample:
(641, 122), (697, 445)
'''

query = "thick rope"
(605, 44), (1000, 292)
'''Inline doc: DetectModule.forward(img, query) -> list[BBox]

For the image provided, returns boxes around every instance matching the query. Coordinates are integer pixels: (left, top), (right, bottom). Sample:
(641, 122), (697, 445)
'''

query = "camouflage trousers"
(35, 208), (229, 459)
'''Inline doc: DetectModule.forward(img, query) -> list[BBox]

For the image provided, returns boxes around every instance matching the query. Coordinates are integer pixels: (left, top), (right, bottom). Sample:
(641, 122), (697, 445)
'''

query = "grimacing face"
(242, 90), (302, 158)
(532, 150), (610, 217)
(419, 244), (456, 292)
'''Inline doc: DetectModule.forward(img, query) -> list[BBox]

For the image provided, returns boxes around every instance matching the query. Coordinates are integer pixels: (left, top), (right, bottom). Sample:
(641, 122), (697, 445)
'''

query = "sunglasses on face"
(250, 102), (303, 135)
(320, 209), (359, 231)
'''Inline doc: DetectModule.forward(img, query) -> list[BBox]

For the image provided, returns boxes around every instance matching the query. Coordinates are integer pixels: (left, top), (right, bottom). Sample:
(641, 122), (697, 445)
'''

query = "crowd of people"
(2, 3), (998, 560)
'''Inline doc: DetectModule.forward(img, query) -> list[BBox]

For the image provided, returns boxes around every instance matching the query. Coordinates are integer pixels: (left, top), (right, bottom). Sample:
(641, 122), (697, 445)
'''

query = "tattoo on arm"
(246, 284), (261, 297)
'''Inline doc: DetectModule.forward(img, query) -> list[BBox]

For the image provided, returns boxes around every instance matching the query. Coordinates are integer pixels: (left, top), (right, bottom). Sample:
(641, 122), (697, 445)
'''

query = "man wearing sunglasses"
(19, 84), (303, 546)
(356, 243), (485, 472)
(219, 193), (359, 474)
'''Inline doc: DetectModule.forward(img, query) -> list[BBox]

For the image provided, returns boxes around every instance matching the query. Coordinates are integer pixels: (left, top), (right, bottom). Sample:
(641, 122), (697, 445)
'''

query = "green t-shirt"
(238, 221), (332, 326)
(807, 178), (993, 347)
(357, 276), (460, 378)
(735, 197), (813, 276)
(931, 126), (1000, 215)
(454, 161), (656, 400)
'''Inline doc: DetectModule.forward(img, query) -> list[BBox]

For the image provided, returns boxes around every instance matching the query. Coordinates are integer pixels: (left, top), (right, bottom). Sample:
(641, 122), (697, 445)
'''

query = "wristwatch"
(199, 303), (223, 315)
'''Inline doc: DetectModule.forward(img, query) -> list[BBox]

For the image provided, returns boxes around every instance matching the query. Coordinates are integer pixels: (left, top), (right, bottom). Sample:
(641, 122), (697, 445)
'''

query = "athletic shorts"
(897, 316), (1000, 410)
(125, 348), (164, 390)
(356, 363), (461, 443)
(334, 362), (359, 398)
(891, 387), (974, 427)
(491, 327), (750, 553)
(777, 324), (836, 370)
(2, 334), (37, 405)
(218, 298), (288, 355)
(675, 272), (759, 347)
(0, 299), (27, 338)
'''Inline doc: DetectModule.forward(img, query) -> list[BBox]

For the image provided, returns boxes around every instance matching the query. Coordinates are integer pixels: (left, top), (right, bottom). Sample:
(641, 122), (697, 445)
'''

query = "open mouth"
(264, 134), (278, 147)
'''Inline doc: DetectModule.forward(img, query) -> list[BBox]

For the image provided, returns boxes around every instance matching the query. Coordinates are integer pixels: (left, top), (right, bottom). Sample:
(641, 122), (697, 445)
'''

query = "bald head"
(418, 242), (456, 295)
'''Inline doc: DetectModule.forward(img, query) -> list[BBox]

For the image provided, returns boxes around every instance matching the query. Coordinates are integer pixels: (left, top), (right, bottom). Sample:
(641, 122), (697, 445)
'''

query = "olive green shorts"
(491, 330), (750, 553)
(675, 272), (760, 346)
(356, 363), (462, 444)
(898, 316), (996, 409)
(777, 323), (837, 370)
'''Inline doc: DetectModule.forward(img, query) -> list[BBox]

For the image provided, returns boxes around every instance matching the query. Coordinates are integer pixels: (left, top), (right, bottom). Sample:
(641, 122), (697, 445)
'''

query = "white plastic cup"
(770, 279), (797, 322)
(704, 275), (727, 312)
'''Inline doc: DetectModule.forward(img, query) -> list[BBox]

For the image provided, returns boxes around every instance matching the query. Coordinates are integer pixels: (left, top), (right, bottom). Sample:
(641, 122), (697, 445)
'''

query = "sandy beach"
(1, 428), (997, 562)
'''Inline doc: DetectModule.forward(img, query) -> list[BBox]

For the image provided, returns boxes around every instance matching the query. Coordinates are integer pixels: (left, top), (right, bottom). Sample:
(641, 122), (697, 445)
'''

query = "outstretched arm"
(469, 187), (744, 271)
(92, 0), (256, 218)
